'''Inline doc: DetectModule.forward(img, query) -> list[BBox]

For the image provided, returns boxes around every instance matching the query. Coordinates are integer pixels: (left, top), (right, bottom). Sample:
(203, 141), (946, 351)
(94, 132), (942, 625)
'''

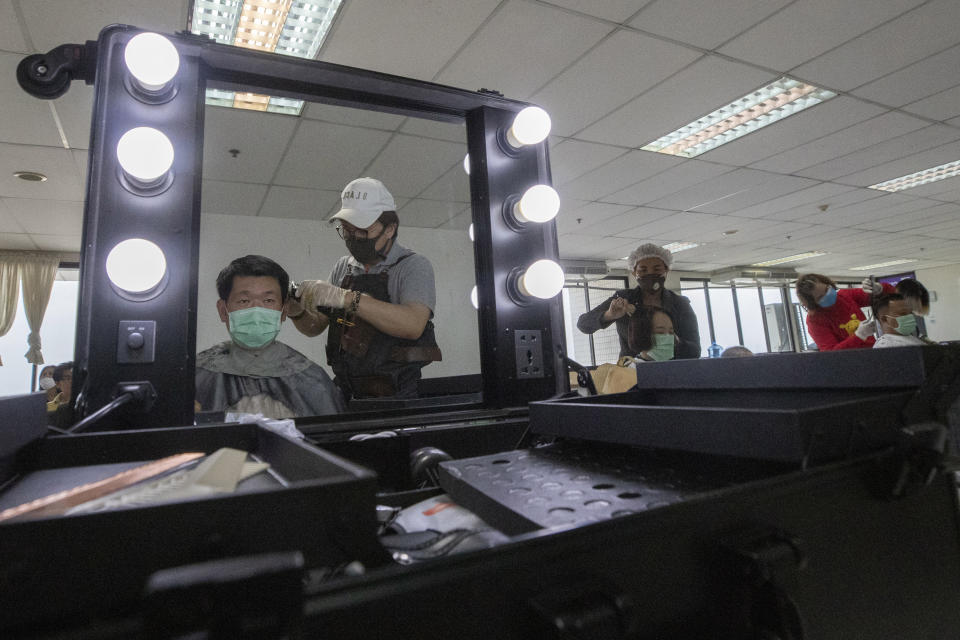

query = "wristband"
(347, 290), (361, 319)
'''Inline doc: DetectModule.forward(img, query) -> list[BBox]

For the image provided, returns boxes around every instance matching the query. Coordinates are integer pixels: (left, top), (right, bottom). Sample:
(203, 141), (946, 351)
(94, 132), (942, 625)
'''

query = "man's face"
(340, 220), (394, 254)
(634, 257), (667, 279)
(880, 298), (913, 333)
(217, 275), (285, 324)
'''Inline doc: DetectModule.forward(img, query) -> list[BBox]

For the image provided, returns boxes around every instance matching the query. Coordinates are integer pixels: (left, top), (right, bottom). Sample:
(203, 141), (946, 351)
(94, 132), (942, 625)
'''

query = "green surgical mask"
(646, 333), (675, 361)
(891, 313), (917, 336)
(228, 306), (282, 349)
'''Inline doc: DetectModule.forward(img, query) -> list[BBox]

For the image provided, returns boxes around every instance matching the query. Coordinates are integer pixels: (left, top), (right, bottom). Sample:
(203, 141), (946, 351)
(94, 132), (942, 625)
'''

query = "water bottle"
(708, 342), (722, 358)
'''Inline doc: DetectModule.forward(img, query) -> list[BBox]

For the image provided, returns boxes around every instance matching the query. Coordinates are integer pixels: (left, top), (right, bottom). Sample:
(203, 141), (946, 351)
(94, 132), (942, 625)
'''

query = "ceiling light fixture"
(13, 171), (47, 182)
(849, 259), (916, 271)
(190, 0), (345, 116)
(662, 241), (700, 253)
(752, 251), (826, 267)
(867, 159), (960, 193)
(642, 77), (837, 158)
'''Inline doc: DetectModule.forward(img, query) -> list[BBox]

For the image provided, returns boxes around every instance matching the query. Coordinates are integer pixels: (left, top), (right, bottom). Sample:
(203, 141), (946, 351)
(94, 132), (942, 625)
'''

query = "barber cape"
(196, 340), (344, 418)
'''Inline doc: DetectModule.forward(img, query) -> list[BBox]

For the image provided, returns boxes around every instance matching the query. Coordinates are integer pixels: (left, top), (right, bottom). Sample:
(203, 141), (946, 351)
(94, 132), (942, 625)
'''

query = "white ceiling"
(2, 0), (960, 277)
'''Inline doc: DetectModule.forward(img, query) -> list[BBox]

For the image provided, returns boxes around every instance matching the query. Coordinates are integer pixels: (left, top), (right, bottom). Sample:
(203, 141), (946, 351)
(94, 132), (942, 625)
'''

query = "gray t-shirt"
(328, 241), (436, 316)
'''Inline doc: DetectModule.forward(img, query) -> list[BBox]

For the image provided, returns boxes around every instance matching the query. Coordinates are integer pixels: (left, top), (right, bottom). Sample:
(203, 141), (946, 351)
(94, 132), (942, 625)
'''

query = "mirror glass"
(195, 95), (480, 417)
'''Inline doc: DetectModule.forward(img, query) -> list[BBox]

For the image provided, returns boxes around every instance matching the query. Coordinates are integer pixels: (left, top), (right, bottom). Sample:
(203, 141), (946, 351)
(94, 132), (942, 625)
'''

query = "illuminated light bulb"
(506, 106), (551, 148)
(470, 286), (478, 310)
(106, 239), (167, 293)
(519, 259), (564, 299)
(463, 153), (470, 175)
(124, 32), (180, 91)
(514, 184), (560, 223)
(116, 127), (174, 183)
(468, 223), (475, 241)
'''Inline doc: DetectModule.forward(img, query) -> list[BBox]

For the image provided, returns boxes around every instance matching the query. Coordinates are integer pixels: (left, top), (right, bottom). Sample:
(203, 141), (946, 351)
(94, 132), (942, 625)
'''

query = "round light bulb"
(515, 184), (560, 223)
(124, 32), (180, 91)
(470, 286), (479, 310)
(106, 239), (167, 293)
(468, 223), (475, 242)
(116, 127), (174, 183)
(463, 153), (471, 175)
(520, 259), (564, 299)
(507, 106), (551, 148)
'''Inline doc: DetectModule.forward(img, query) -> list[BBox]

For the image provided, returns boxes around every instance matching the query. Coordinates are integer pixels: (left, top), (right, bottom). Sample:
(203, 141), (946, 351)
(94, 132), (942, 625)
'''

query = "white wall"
(198, 213), (481, 378)
(915, 263), (960, 341)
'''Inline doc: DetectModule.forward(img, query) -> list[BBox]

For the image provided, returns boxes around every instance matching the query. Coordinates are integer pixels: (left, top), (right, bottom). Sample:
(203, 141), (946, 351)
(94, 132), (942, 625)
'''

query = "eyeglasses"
(335, 224), (368, 240)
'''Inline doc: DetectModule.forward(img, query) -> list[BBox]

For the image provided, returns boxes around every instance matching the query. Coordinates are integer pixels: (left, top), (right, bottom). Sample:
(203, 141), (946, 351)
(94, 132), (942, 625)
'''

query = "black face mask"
(639, 274), (665, 293)
(345, 228), (387, 264)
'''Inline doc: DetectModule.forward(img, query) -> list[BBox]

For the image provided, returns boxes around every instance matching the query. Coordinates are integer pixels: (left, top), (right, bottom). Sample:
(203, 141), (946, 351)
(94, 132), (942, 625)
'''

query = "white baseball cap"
(330, 177), (396, 229)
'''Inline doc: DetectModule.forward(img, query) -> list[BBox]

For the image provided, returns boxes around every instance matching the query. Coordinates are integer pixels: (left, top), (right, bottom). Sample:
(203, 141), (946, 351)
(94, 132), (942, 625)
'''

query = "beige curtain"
(18, 253), (60, 365)
(0, 259), (20, 366)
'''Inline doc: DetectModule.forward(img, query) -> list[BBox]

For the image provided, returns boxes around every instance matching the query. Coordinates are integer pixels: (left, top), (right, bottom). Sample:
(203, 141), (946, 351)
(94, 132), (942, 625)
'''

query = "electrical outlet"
(515, 329), (544, 378)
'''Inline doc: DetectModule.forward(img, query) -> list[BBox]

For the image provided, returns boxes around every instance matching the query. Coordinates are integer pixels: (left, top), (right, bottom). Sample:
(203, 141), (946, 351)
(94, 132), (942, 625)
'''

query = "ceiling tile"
(560, 150), (682, 202)
(0, 232), (37, 250)
(399, 118), (466, 143)
(577, 55), (775, 147)
(903, 85), (960, 122)
(530, 30), (700, 136)
(837, 139), (960, 187)
(363, 134), (467, 199)
(0, 143), (84, 200)
(604, 159), (733, 206)
(647, 168), (773, 212)
(717, 0), (924, 72)
(794, 0), (960, 91)
(594, 206), (671, 236)
(259, 186), (342, 222)
(3, 198), (83, 235)
(545, 0), (652, 23)
(851, 44), (960, 107)
(203, 107), (299, 184)
(435, 209), (473, 231)
(549, 139), (626, 186)
(796, 124), (960, 181)
(302, 102), (406, 130)
(200, 180), (269, 217)
(695, 174), (820, 215)
(555, 201), (635, 235)
(20, 0), (187, 51)
(734, 183), (860, 219)
(703, 97), (885, 167)
(398, 198), (470, 228)
(273, 119), (391, 190)
(320, 0), (501, 80)
(51, 84), (95, 150)
(0, 53), (63, 147)
(436, 0), (611, 100)
(29, 233), (80, 252)
(0, 199), (25, 233)
(418, 163), (471, 204)
(631, 0), (792, 50)
(756, 110), (929, 175)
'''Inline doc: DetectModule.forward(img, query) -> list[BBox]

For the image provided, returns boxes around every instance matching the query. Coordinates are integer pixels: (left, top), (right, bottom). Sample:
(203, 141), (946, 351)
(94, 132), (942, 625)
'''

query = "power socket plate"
(514, 329), (544, 378)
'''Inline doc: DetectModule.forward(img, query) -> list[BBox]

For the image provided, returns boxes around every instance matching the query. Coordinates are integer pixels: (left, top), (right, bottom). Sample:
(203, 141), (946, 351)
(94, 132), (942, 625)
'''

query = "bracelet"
(347, 290), (361, 319)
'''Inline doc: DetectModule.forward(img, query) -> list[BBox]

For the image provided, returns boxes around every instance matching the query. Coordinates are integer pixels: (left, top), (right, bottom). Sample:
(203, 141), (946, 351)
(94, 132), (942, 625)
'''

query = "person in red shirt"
(795, 274), (894, 350)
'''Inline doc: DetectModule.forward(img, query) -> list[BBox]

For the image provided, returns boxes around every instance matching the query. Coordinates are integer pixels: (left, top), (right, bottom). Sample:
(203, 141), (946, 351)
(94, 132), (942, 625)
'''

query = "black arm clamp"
(17, 41), (98, 100)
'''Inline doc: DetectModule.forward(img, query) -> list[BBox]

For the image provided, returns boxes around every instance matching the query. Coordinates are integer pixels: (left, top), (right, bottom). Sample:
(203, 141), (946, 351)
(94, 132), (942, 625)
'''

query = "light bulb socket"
(117, 165), (175, 197)
(505, 266), (534, 307)
(123, 72), (178, 105)
(107, 262), (170, 302)
(501, 194), (528, 233)
(495, 125), (526, 158)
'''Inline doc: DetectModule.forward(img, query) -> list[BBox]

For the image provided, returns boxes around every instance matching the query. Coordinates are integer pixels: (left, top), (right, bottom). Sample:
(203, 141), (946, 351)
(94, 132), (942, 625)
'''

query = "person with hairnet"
(577, 243), (701, 359)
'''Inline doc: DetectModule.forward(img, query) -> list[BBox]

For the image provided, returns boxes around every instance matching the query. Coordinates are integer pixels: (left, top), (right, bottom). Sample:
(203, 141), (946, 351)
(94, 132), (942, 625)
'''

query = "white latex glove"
(297, 280), (349, 310)
(854, 317), (876, 341)
(860, 278), (882, 295)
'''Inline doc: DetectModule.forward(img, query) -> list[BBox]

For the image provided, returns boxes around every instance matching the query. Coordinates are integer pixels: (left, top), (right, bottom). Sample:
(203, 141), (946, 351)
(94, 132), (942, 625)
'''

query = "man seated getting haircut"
(872, 293), (928, 349)
(195, 255), (344, 418)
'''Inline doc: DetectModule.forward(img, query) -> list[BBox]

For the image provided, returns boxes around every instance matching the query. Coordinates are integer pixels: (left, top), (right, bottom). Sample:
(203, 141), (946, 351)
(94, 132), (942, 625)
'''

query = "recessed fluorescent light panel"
(849, 259), (915, 271)
(662, 241), (700, 253)
(752, 251), (826, 267)
(868, 159), (960, 193)
(642, 77), (837, 158)
(190, 0), (344, 115)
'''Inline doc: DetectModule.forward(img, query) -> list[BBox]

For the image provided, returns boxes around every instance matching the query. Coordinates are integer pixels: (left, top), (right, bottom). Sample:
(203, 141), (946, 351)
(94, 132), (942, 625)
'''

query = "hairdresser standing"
(577, 243), (701, 359)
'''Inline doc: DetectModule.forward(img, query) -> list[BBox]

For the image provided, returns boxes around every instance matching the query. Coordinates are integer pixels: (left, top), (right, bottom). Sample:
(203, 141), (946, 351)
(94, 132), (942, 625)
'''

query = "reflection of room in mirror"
(196, 98), (480, 411)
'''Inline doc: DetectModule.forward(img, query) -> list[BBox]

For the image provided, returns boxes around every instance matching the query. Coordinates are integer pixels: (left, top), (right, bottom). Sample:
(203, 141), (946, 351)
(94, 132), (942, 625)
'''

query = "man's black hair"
(216, 255), (290, 302)
(895, 278), (929, 311)
(872, 292), (904, 319)
(377, 210), (399, 238)
(53, 361), (73, 383)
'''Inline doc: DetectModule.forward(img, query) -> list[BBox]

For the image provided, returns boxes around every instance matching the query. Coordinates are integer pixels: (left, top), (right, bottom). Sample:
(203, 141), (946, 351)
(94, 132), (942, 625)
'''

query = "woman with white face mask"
(576, 243), (701, 359)
(37, 365), (57, 402)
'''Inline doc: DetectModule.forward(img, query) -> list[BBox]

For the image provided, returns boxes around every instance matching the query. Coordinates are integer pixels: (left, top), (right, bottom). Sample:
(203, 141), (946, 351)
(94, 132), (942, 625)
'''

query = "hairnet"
(628, 243), (673, 272)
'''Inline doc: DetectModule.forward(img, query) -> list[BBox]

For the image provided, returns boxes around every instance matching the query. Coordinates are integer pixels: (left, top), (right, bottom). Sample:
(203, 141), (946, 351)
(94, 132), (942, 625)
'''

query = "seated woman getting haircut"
(627, 307), (678, 362)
